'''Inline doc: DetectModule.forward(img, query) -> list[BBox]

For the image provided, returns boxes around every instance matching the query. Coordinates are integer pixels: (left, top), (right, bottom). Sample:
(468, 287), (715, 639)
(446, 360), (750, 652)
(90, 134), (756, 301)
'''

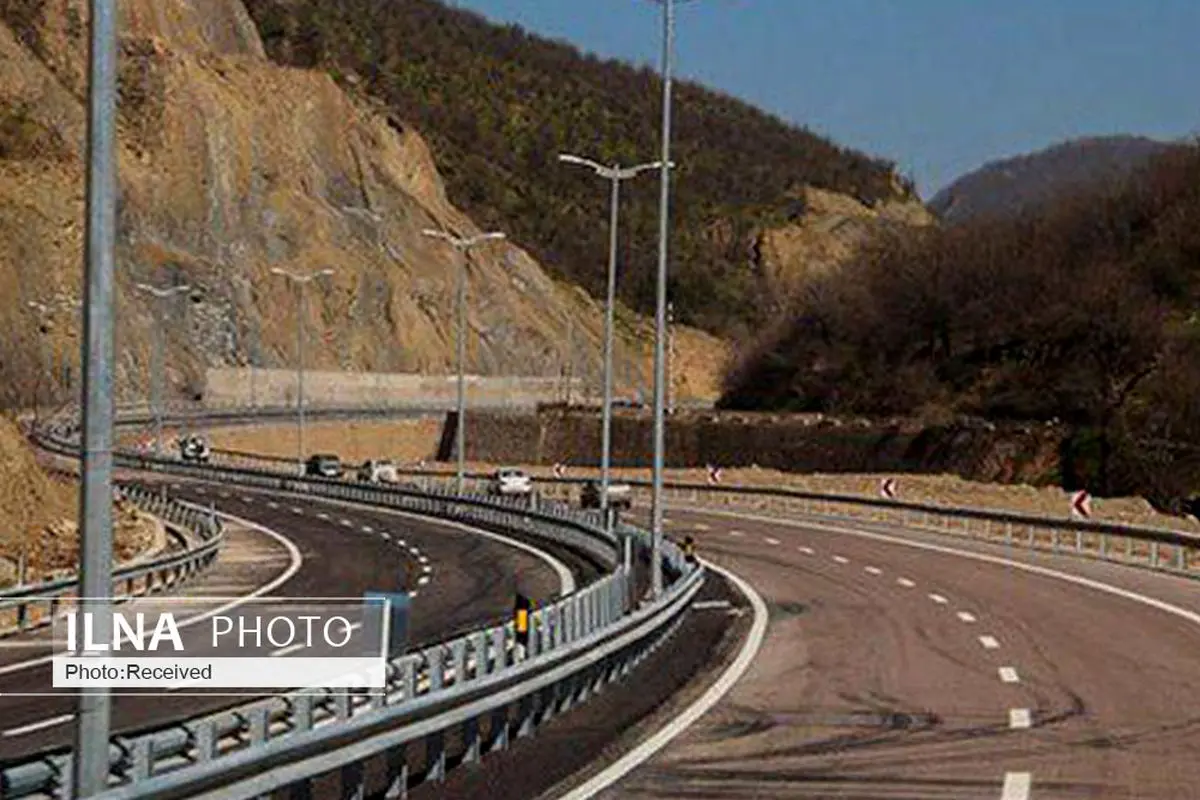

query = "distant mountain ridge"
(930, 135), (1175, 223)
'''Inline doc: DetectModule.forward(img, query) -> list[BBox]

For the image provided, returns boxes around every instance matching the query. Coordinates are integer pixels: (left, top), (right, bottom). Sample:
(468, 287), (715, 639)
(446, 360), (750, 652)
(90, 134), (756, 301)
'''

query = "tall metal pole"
(601, 171), (620, 526)
(151, 300), (164, 457)
(420, 230), (505, 495)
(297, 282), (306, 474)
(74, 0), (118, 792)
(650, 0), (676, 598)
(455, 253), (467, 494)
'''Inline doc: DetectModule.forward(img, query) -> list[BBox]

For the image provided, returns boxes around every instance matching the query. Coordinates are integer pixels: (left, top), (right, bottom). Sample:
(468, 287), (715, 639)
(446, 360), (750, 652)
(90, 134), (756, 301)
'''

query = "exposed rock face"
(751, 186), (935, 306)
(0, 0), (727, 405)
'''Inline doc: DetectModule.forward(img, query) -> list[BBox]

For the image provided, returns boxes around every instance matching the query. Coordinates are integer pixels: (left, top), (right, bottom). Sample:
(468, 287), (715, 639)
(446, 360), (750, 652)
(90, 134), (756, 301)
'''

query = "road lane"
(0, 481), (577, 762)
(586, 506), (1200, 799)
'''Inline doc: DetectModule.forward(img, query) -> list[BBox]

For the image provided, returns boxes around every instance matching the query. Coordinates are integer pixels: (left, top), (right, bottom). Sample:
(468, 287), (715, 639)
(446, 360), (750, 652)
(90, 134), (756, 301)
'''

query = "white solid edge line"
(2, 713), (76, 738)
(1001, 771), (1032, 800)
(554, 558), (769, 800)
(999, 667), (1020, 684)
(675, 506), (1200, 641)
(0, 508), (304, 676)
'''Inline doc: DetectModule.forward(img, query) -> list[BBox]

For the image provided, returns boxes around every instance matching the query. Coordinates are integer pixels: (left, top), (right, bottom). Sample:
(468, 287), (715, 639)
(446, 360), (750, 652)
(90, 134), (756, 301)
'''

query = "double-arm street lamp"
(270, 268), (334, 474)
(556, 153), (665, 541)
(421, 229), (507, 495)
(134, 282), (192, 457)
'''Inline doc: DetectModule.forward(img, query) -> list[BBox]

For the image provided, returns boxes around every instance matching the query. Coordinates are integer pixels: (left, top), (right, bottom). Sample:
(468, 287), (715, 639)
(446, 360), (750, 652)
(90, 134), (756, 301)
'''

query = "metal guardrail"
(293, 455), (1200, 580)
(0, 485), (223, 637)
(3, 431), (695, 799)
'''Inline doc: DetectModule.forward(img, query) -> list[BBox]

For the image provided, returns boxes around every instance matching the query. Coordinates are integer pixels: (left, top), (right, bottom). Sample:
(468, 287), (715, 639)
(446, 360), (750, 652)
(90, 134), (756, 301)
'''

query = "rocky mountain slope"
(0, 0), (729, 407)
(241, 0), (929, 338)
(930, 135), (1173, 223)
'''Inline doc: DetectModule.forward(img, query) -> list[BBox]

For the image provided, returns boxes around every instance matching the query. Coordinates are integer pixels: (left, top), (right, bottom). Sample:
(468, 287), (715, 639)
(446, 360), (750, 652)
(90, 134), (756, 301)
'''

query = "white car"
(358, 459), (399, 484)
(490, 467), (533, 496)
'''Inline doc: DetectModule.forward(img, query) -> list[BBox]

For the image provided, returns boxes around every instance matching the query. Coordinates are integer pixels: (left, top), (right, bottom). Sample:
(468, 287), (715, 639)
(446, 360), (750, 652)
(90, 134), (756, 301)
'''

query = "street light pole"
(271, 268), (334, 475)
(557, 153), (663, 548)
(421, 229), (507, 495)
(135, 283), (191, 457)
(73, 0), (119, 793)
(649, 0), (685, 598)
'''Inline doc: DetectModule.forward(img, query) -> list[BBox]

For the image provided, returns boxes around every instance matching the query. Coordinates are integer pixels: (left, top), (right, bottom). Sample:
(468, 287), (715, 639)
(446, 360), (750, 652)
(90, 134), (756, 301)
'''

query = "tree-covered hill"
(723, 143), (1200, 502)
(242, 0), (913, 338)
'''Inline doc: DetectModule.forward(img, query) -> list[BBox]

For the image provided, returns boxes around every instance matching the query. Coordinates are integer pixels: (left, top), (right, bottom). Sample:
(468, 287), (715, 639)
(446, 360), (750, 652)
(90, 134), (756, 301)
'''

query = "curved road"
(582, 504), (1200, 799)
(0, 479), (583, 763)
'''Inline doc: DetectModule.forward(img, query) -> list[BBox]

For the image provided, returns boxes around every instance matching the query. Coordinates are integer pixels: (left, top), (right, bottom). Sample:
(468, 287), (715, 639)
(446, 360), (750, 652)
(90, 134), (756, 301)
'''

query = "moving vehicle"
(580, 480), (632, 510)
(489, 467), (533, 496)
(305, 453), (343, 478)
(358, 459), (399, 484)
(177, 435), (210, 464)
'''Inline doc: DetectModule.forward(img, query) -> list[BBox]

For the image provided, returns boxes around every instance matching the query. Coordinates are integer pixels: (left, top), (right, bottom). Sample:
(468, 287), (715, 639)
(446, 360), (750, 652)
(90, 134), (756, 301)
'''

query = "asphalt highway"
(0, 480), (584, 764)
(580, 505), (1200, 799)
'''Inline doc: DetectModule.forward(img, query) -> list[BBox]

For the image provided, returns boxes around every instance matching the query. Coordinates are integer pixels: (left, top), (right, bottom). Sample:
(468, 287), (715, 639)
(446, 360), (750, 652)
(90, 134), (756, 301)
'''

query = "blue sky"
(450, 0), (1200, 199)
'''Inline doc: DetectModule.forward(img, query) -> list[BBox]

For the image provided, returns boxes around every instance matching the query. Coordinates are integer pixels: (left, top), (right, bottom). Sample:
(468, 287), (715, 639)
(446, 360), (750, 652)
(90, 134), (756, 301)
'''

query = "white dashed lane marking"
(1001, 772), (1032, 800)
(979, 635), (1001, 650)
(417, 576), (431, 586)
(1008, 708), (1032, 729)
(956, 611), (977, 623)
(340, 519), (353, 527)
(896, 577), (916, 588)
(729, 530), (744, 537)
(798, 546), (815, 555)
(864, 566), (882, 576)
(832, 555), (849, 564)
(928, 593), (949, 605)
(1, 713), (75, 738)
(317, 512), (329, 520)
(693, 523), (710, 531)
(290, 507), (303, 514)
(764, 537), (781, 545)
(267, 501), (279, 509)
(999, 667), (1021, 684)
(421, 565), (432, 574)
(362, 525), (373, 533)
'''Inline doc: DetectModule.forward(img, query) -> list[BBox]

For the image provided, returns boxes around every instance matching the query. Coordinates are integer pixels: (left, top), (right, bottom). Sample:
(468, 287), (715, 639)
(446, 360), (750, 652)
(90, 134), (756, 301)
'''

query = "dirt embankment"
(0, 417), (162, 586)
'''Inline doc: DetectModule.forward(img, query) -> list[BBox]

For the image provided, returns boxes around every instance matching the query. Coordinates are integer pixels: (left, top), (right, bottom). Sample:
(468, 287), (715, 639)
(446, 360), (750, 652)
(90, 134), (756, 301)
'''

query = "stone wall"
(462, 409), (1067, 485)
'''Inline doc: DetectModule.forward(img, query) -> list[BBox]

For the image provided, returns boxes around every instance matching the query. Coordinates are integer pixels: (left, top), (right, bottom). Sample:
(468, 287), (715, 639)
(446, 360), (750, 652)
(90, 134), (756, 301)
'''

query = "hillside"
(240, 0), (922, 338)
(723, 144), (1200, 503)
(930, 135), (1173, 223)
(0, 0), (730, 410)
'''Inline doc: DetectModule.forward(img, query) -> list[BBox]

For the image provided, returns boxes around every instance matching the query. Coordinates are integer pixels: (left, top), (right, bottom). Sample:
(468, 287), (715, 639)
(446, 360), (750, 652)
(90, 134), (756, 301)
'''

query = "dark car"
(305, 453), (342, 478)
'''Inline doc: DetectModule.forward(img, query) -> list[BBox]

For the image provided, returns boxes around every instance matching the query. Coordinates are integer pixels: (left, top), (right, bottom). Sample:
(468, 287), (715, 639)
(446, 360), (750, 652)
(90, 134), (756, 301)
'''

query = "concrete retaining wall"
(462, 410), (1066, 485)
(204, 368), (584, 410)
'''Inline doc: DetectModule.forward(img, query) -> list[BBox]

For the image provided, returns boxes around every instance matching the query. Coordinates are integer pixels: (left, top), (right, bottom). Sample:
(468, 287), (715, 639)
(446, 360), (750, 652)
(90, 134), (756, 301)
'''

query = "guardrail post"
(462, 716), (481, 765)
(491, 627), (506, 671)
(469, 631), (487, 676)
(516, 693), (536, 738)
(424, 731), (446, 783)
(1151, 541), (1160, 567)
(293, 694), (314, 732)
(1175, 544), (1185, 571)
(334, 688), (351, 720)
(248, 705), (270, 746)
(425, 648), (443, 692)
(1125, 535), (1134, 560)
(451, 639), (467, 684)
(193, 720), (217, 762)
(1075, 530), (1083, 553)
(383, 745), (408, 800)
(400, 657), (416, 700)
